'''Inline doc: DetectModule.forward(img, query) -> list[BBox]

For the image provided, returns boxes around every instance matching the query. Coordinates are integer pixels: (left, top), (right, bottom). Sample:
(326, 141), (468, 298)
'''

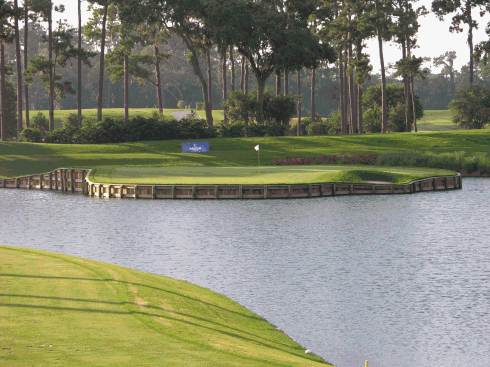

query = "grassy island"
(0, 245), (331, 366)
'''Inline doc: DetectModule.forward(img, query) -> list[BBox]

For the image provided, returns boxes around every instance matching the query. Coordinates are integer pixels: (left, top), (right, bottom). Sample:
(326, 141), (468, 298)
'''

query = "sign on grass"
(182, 142), (210, 153)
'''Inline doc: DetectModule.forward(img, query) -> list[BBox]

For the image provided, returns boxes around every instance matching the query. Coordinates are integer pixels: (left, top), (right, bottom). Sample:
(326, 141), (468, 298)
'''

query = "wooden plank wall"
(1, 169), (463, 200)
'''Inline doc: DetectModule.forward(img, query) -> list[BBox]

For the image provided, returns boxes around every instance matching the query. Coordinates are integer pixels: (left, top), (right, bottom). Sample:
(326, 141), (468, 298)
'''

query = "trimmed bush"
(62, 112), (83, 129)
(195, 102), (205, 110)
(177, 100), (185, 109)
(19, 127), (45, 143)
(30, 112), (49, 132)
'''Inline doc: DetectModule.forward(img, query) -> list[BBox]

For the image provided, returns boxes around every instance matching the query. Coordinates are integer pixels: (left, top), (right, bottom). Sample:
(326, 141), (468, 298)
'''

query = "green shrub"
(217, 120), (246, 138)
(44, 127), (78, 144)
(325, 110), (342, 134)
(177, 100), (185, 109)
(363, 84), (423, 132)
(19, 127), (45, 143)
(449, 84), (490, 129)
(306, 120), (328, 136)
(62, 112), (83, 129)
(376, 150), (428, 167)
(195, 102), (205, 110)
(30, 112), (49, 131)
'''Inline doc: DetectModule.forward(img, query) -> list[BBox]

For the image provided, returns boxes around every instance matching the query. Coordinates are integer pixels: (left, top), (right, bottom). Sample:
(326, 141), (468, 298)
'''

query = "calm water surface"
(1, 178), (489, 367)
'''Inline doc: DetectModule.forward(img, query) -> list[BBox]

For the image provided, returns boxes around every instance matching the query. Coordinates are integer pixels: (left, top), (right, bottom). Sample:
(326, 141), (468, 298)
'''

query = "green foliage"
(18, 127), (45, 143)
(177, 100), (185, 109)
(0, 81), (17, 139)
(30, 112), (50, 131)
(448, 84), (490, 129)
(195, 102), (205, 110)
(306, 120), (328, 136)
(222, 87), (299, 130)
(363, 84), (424, 132)
(28, 114), (217, 144)
(62, 113), (83, 129)
(221, 90), (254, 123)
(324, 110), (342, 135)
(217, 120), (246, 138)
(376, 150), (429, 166)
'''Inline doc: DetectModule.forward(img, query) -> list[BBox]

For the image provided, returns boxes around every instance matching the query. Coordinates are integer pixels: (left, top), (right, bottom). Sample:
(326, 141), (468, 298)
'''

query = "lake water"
(1, 178), (489, 367)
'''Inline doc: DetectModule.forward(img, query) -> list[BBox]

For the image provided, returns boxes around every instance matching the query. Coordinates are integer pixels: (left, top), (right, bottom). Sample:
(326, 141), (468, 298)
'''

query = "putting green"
(89, 165), (458, 185)
(0, 245), (331, 366)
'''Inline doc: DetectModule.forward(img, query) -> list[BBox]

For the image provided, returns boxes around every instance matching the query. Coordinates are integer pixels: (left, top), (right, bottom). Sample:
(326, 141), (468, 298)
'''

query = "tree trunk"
(244, 60), (249, 94)
(14, 0), (23, 136)
(1, 43), (6, 141)
(207, 50), (212, 110)
(377, 34), (387, 133)
(256, 78), (266, 125)
(78, 0), (82, 127)
(357, 84), (363, 134)
(240, 56), (245, 91)
(343, 57), (349, 132)
(230, 46), (235, 92)
(155, 45), (163, 113)
(375, 0), (387, 133)
(348, 43), (357, 134)
(468, 3), (474, 84)
(297, 69), (301, 136)
(124, 54), (129, 120)
(97, 0), (108, 122)
(407, 39), (417, 132)
(222, 50), (227, 123)
(24, 1), (29, 128)
(275, 70), (281, 96)
(402, 38), (409, 132)
(284, 70), (288, 95)
(311, 68), (316, 123)
(48, 2), (54, 131)
(356, 40), (363, 134)
(339, 51), (347, 134)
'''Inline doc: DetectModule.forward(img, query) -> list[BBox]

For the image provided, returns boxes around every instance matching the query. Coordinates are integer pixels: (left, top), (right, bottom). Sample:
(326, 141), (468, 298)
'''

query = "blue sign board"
(182, 142), (210, 153)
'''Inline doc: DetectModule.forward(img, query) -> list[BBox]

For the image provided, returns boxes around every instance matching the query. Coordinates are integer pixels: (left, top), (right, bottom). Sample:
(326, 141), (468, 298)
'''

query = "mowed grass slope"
(0, 245), (331, 366)
(1, 129), (488, 180)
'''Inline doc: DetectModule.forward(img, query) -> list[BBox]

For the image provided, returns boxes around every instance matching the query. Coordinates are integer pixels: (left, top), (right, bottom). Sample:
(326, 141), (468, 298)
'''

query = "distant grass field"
(417, 110), (490, 131)
(23, 108), (225, 130)
(1, 129), (488, 180)
(0, 245), (331, 366)
(90, 165), (457, 185)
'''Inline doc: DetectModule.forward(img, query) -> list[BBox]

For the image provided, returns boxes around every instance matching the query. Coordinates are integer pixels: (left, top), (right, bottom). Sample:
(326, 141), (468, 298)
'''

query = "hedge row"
(19, 115), (291, 144)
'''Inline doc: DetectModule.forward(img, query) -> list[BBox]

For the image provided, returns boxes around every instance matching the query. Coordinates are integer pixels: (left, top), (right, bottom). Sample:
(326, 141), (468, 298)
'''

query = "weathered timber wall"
(1, 168), (463, 200)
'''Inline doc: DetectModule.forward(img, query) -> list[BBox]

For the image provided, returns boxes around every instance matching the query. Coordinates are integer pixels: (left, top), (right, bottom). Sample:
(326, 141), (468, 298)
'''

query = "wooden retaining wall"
(1, 168), (463, 200)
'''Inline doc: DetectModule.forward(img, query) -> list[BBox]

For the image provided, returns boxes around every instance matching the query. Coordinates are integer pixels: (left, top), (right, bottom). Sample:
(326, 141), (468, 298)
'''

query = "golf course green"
(0, 245), (332, 366)
(88, 165), (457, 185)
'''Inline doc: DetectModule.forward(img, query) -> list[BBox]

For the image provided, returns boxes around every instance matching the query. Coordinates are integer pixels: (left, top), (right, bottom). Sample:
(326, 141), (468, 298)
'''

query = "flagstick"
(258, 149), (261, 183)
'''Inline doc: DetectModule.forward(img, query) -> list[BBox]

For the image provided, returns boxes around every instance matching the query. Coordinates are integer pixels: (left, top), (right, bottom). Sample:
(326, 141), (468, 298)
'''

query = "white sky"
(52, 0), (490, 74)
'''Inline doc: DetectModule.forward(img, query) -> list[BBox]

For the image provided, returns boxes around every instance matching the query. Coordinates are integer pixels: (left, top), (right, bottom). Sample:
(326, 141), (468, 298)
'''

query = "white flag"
(254, 145), (260, 151)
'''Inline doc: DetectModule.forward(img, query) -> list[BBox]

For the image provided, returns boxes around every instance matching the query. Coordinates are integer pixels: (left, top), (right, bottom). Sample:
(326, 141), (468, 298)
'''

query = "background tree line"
(2, 0), (490, 141)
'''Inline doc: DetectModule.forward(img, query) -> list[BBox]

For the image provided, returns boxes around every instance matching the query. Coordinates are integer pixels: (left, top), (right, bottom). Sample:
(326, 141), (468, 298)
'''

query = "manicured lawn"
(89, 165), (457, 185)
(0, 245), (331, 366)
(23, 108), (225, 130)
(2, 129), (489, 180)
(417, 110), (490, 132)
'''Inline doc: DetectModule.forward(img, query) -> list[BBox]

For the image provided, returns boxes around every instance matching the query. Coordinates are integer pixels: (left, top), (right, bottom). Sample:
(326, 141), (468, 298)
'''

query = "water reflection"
(1, 178), (489, 367)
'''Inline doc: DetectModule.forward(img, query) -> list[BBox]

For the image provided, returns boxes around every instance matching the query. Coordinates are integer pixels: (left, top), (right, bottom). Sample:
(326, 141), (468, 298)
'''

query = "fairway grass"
(89, 165), (457, 185)
(0, 245), (332, 366)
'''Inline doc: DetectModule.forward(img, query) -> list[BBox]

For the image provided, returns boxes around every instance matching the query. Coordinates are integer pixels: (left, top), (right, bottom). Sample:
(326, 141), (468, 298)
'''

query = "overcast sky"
(51, 0), (490, 75)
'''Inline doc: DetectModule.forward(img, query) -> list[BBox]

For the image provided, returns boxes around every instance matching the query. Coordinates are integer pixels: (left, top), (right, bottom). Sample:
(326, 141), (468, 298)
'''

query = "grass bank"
(1, 129), (488, 180)
(0, 245), (331, 366)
